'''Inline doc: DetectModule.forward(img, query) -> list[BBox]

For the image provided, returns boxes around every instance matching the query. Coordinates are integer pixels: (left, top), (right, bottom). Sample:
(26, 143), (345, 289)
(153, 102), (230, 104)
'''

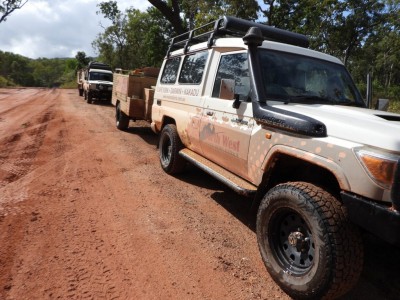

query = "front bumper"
(342, 192), (400, 247)
(89, 89), (112, 100)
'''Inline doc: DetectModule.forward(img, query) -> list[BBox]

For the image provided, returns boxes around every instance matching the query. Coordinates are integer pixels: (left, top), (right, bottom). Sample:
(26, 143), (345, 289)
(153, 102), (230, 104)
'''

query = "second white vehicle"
(81, 62), (113, 104)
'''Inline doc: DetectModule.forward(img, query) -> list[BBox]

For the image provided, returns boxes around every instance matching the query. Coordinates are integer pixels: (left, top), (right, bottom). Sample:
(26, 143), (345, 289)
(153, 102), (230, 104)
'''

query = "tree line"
(0, 51), (81, 88)
(1, 0), (399, 108)
(92, 0), (400, 103)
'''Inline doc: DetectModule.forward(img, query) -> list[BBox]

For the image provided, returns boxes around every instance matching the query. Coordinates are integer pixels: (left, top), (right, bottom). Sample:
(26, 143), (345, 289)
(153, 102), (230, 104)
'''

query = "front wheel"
(87, 92), (92, 104)
(257, 182), (363, 299)
(116, 102), (129, 130)
(159, 124), (186, 174)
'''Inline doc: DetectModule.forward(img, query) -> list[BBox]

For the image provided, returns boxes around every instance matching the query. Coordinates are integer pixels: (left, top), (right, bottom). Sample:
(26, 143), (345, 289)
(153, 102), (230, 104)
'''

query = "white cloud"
(0, 0), (150, 59)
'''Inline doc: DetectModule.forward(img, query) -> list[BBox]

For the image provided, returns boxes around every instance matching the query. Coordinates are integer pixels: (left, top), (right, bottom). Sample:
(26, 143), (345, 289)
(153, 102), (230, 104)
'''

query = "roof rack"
(88, 61), (112, 71)
(166, 16), (309, 57)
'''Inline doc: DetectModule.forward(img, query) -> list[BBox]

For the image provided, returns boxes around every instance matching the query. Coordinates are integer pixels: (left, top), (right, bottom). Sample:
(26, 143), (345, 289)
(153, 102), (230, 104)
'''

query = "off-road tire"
(116, 102), (129, 130)
(257, 182), (363, 299)
(159, 124), (186, 174)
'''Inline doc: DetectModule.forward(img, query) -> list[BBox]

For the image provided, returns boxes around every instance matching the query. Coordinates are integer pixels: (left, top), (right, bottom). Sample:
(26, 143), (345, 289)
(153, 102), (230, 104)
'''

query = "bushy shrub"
(0, 76), (7, 87)
(0, 76), (16, 87)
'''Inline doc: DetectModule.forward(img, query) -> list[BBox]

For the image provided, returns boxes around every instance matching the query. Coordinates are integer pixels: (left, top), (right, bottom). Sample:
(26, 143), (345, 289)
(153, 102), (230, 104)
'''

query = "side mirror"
(375, 98), (389, 111)
(219, 79), (241, 109)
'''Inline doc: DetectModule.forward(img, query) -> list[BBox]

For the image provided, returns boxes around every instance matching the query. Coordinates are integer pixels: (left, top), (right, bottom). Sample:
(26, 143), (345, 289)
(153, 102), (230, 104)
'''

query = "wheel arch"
(252, 146), (349, 213)
(160, 115), (176, 130)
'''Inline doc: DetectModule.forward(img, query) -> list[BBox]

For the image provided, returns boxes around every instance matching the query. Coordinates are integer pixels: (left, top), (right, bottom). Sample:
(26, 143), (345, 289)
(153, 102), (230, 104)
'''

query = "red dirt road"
(0, 88), (399, 300)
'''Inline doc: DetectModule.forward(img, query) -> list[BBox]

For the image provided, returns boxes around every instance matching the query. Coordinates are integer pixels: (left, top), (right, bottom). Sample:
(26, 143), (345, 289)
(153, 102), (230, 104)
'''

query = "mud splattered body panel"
(153, 37), (400, 205)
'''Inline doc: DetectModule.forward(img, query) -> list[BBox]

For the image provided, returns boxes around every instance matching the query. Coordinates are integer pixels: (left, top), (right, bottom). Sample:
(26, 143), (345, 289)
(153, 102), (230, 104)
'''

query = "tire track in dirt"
(0, 89), (62, 190)
(2, 89), (399, 300)
(0, 111), (54, 188)
(0, 88), (47, 115)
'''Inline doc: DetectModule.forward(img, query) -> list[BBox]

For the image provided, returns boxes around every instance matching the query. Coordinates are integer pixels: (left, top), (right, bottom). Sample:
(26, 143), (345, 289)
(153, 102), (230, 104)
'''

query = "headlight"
(355, 148), (399, 189)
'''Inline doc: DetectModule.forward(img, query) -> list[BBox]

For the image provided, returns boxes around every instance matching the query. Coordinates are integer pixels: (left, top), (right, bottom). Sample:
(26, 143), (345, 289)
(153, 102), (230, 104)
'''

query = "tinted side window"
(160, 57), (181, 84)
(212, 53), (250, 100)
(179, 51), (208, 84)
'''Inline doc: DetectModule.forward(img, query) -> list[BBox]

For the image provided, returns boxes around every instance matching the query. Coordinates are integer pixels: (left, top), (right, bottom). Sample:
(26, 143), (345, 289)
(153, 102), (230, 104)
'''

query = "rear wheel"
(257, 182), (363, 299)
(159, 124), (186, 174)
(116, 102), (129, 130)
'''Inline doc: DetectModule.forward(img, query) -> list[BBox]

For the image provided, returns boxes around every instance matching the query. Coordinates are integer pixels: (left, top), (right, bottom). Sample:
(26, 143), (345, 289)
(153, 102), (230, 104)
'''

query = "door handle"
(206, 111), (214, 116)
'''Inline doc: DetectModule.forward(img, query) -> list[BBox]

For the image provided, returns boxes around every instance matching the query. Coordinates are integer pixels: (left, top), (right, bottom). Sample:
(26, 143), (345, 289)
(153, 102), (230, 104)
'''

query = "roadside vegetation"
(0, 0), (399, 113)
(0, 51), (79, 88)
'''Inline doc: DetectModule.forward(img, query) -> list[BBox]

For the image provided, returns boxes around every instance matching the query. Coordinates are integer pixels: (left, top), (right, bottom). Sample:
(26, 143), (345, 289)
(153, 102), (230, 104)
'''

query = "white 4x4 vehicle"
(82, 62), (113, 104)
(151, 16), (400, 299)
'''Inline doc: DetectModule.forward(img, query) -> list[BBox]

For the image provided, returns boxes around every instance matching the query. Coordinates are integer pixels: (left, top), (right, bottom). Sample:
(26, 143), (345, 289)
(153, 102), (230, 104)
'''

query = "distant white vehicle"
(78, 62), (113, 104)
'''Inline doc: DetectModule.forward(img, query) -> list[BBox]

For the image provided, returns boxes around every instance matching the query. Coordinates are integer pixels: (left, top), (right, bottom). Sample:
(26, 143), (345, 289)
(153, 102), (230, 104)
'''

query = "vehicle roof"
(169, 37), (343, 65)
(88, 69), (113, 74)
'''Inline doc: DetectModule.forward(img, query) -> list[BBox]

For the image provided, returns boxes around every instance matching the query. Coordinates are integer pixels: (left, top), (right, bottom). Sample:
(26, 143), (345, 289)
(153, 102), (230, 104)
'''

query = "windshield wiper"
(285, 95), (331, 104)
(338, 98), (359, 106)
(285, 95), (360, 107)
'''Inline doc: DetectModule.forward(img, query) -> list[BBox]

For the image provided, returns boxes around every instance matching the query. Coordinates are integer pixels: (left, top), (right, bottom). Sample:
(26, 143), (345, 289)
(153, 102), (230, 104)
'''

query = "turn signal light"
(355, 149), (398, 189)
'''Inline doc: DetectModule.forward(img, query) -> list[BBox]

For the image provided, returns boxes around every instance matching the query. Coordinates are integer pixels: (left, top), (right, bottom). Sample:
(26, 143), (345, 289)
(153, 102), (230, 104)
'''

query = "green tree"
(75, 51), (90, 70)
(149, 0), (258, 33)
(148, 0), (185, 34)
(0, 0), (28, 23)
(261, 0), (387, 67)
(126, 7), (172, 68)
(190, 0), (258, 27)
(95, 1), (129, 67)
(93, 4), (173, 69)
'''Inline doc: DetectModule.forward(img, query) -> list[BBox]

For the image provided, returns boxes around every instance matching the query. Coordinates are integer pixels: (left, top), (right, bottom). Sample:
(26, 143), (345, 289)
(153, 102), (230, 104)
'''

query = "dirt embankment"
(0, 88), (399, 300)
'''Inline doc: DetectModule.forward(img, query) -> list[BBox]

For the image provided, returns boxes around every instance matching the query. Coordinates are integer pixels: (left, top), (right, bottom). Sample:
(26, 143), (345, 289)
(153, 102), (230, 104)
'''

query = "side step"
(179, 148), (257, 197)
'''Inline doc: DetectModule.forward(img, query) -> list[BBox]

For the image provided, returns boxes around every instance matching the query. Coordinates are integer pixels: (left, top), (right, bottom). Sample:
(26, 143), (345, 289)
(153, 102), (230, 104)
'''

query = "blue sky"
(0, 0), (150, 59)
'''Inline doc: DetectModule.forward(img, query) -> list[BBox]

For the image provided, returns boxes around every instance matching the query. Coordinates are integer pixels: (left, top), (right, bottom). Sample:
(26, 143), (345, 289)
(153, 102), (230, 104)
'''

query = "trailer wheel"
(257, 182), (363, 299)
(159, 124), (186, 174)
(116, 102), (129, 130)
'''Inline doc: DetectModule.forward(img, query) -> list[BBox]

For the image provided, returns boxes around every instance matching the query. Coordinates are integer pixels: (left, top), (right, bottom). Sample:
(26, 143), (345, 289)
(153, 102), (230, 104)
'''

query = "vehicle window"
(212, 53), (249, 100)
(90, 72), (113, 82)
(179, 51), (208, 84)
(259, 49), (364, 106)
(160, 57), (181, 84)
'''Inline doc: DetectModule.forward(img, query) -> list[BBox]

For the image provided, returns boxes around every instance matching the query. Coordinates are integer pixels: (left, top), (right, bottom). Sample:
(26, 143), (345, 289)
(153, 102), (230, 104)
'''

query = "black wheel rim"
(269, 208), (315, 275)
(160, 133), (172, 167)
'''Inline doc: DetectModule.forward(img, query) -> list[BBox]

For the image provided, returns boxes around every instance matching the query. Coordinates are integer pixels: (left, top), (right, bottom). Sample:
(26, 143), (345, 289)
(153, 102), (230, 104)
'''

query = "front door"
(199, 52), (254, 180)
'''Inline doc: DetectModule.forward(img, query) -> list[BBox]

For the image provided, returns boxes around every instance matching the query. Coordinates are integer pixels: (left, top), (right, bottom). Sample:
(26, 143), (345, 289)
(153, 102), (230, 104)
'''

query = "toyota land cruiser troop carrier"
(81, 62), (113, 104)
(151, 16), (400, 299)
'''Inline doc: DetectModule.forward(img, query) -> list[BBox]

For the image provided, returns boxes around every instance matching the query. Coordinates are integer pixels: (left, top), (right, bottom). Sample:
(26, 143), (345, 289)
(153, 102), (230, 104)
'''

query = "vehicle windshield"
(259, 49), (365, 106)
(89, 72), (113, 82)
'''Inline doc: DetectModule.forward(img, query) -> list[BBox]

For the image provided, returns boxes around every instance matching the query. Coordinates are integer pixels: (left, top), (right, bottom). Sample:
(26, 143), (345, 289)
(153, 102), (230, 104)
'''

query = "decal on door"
(200, 123), (241, 156)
